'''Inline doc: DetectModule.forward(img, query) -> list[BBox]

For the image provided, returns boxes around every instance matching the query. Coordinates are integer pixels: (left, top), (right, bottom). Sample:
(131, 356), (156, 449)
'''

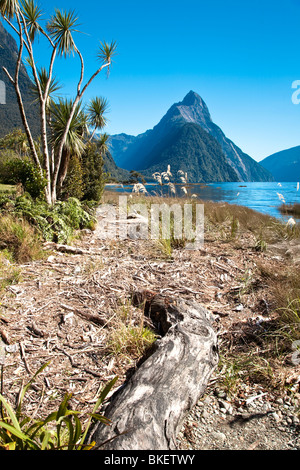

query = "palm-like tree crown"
(87, 96), (109, 139)
(47, 9), (80, 57)
(50, 98), (87, 157)
(21, 0), (43, 41)
(0, 0), (18, 19)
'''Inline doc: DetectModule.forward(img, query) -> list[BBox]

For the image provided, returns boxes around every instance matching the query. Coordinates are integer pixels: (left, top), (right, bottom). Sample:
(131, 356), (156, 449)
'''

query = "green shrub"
(60, 155), (84, 201)
(1, 159), (47, 199)
(0, 194), (96, 245)
(81, 143), (106, 203)
(55, 197), (95, 230)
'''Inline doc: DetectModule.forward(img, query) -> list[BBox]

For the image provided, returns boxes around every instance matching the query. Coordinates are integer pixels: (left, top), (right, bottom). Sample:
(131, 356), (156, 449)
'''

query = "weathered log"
(88, 293), (219, 450)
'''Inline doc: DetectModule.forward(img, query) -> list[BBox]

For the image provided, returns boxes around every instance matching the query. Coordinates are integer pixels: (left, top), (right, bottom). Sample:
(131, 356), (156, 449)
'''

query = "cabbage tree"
(0, 0), (116, 204)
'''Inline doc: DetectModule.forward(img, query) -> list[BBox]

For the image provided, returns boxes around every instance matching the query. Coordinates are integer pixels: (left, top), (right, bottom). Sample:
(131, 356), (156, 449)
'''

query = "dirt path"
(0, 206), (300, 450)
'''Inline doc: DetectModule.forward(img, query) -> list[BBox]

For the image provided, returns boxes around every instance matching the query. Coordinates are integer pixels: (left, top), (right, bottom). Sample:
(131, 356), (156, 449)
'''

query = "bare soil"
(0, 202), (300, 450)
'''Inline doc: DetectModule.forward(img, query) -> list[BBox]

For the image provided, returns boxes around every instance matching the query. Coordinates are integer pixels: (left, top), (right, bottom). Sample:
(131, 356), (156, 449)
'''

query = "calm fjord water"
(107, 182), (300, 222)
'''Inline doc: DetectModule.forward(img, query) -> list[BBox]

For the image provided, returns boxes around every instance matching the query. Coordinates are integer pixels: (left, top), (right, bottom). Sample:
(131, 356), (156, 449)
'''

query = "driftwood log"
(88, 292), (219, 450)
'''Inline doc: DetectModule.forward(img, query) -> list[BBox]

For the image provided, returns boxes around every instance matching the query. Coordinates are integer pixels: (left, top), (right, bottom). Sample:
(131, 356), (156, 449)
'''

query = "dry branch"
(60, 303), (106, 326)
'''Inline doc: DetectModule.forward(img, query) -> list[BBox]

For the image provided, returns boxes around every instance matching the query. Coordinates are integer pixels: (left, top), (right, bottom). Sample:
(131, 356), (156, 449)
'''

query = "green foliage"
(55, 197), (95, 231)
(0, 362), (118, 450)
(0, 193), (96, 244)
(81, 142), (106, 202)
(0, 158), (47, 199)
(50, 98), (87, 157)
(47, 9), (80, 58)
(0, 129), (31, 157)
(61, 154), (84, 200)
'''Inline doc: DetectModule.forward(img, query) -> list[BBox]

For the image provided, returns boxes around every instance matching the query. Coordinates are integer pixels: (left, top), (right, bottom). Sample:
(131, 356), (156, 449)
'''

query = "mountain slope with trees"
(0, 21), (40, 137)
(109, 91), (274, 183)
(140, 122), (238, 182)
(260, 145), (300, 181)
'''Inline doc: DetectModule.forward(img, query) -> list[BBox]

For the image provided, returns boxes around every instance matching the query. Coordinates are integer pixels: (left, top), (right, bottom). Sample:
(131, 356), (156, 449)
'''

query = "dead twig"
(19, 342), (32, 374)
(60, 303), (106, 326)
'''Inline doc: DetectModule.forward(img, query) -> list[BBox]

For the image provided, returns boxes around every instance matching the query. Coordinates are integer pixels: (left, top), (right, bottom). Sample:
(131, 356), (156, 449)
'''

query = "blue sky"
(3, 0), (300, 161)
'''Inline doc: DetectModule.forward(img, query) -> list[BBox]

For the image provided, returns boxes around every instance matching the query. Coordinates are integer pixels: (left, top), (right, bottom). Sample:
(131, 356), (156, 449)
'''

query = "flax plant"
(0, 361), (118, 450)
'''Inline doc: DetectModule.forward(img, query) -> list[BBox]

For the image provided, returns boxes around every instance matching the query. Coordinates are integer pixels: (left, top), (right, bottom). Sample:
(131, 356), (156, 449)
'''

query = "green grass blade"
(16, 361), (51, 416)
(79, 376), (118, 447)
(93, 376), (118, 413)
(0, 421), (39, 449)
(0, 394), (21, 432)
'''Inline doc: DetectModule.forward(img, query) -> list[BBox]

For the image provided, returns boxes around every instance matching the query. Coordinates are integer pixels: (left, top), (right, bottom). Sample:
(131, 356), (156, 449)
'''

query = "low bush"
(0, 158), (47, 199)
(279, 203), (300, 217)
(0, 194), (96, 245)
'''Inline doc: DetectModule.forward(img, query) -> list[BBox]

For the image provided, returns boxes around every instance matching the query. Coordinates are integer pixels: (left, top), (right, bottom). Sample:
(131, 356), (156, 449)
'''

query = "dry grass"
(106, 300), (157, 360)
(0, 184), (16, 194)
(279, 203), (300, 217)
(0, 251), (21, 297)
(0, 214), (44, 263)
(103, 190), (294, 248)
(217, 260), (300, 395)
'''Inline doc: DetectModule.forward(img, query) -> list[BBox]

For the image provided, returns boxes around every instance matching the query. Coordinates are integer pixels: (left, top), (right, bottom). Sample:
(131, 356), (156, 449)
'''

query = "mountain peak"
(181, 90), (202, 105)
(174, 90), (212, 130)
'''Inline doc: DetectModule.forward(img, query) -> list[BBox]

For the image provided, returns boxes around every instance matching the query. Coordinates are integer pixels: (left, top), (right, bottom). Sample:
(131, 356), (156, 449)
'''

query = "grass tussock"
(0, 250), (21, 295)
(218, 262), (300, 397)
(106, 300), (157, 361)
(0, 214), (43, 263)
(279, 203), (300, 217)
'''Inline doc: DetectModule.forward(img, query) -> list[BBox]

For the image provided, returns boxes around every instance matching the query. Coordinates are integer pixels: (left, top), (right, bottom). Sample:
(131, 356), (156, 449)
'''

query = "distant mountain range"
(260, 145), (300, 182)
(2, 21), (293, 185)
(109, 91), (274, 183)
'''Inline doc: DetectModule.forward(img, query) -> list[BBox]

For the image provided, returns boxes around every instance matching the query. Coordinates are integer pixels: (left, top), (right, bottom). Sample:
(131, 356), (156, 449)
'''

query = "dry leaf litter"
(0, 204), (300, 450)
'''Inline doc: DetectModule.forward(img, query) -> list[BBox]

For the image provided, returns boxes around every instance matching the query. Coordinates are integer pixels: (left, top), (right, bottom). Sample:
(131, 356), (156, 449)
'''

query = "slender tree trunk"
(3, 13), (41, 172)
(57, 148), (71, 192)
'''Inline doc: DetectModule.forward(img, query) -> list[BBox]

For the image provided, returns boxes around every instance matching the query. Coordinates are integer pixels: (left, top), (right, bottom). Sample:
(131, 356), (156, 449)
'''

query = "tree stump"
(88, 293), (219, 450)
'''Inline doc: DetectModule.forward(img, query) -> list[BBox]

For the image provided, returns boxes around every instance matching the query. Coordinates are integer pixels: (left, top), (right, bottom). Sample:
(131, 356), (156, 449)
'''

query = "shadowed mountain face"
(109, 91), (274, 183)
(0, 21), (40, 138)
(260, 145), (300, 182)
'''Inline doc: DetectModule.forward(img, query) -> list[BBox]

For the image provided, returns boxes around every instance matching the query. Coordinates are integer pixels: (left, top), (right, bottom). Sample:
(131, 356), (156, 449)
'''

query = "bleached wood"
(88, 294), (218, 450)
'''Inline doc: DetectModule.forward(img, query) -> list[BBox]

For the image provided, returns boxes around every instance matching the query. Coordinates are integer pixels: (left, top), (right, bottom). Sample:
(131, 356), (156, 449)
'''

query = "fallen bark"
(88, 293), (219, 450)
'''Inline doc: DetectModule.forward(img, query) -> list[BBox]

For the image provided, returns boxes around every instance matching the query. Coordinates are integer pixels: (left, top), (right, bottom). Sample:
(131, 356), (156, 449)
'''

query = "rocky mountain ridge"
(109, 91), (274, 183)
